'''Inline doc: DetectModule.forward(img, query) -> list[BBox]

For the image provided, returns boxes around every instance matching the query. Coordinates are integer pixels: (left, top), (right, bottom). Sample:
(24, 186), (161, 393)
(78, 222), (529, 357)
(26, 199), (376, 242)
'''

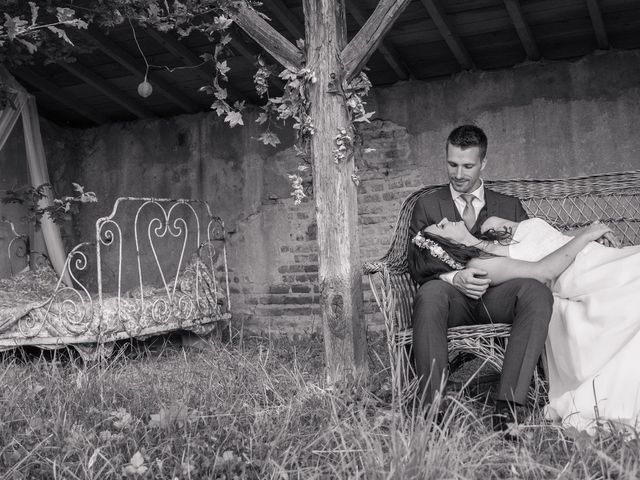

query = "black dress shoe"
(492, 404), (524, 441)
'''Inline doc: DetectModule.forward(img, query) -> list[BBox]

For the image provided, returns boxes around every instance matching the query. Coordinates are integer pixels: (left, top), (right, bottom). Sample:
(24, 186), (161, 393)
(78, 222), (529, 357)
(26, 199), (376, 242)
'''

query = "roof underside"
(9, 0), (640, 128)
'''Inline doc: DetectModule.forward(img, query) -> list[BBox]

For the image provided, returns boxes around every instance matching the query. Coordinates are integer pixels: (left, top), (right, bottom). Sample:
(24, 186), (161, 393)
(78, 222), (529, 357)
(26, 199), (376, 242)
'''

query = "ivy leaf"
(255, 112), (268, 125)
(214, 15), (233, 30)
(224, 111), (244, 128)
(353, 110), (376, 123)
(219, 34), (232, 45)
(3, 15), (24, 41)
(214, 87), (227, 100)
(200, 52), (214, 63)
(216, 60), (230, 77)
(48, 25), (73, 45)
(55, 7), (76, 23)
(257, 132), (280, 147)
(198, 85), (215, 95)
(17, 38), (37, 54)
(29, 2), (39, 26)
(211, 100), (228, 116)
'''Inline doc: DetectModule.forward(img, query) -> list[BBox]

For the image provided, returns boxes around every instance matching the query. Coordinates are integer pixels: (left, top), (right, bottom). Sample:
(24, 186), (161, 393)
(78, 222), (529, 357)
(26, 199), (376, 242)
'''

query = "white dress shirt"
(440, 180), (486, 284)
(450, 180), (486, 221)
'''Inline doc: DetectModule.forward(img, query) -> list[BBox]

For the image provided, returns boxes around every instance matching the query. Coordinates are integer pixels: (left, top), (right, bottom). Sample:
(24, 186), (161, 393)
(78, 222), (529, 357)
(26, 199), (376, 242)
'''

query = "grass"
(1, 331), (639, 479)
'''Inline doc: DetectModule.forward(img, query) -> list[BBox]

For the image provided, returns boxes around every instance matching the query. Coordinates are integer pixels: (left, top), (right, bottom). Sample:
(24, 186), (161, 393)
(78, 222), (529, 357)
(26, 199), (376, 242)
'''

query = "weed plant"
(0, 332), (638, 479)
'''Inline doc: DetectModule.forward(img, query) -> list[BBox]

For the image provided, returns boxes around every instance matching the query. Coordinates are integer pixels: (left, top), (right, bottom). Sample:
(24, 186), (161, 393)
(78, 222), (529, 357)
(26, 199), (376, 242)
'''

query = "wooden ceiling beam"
(585, 0), (609, 49)
(76, 28), (201, 113)
(342, 0), (413, 81)
(503, 0), (540, 60)
(12, 67), (108, 125)
(263, 0), (305, 41)
(232, 2), (304, 71)
(419, 0), (474, 70)
(346, 2), (410, 80)
(58, 61), (156, 119)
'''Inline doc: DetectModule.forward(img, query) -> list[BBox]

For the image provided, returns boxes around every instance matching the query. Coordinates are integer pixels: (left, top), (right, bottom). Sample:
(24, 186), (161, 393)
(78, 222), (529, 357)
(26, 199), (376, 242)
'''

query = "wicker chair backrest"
(365, 170), (640, 332)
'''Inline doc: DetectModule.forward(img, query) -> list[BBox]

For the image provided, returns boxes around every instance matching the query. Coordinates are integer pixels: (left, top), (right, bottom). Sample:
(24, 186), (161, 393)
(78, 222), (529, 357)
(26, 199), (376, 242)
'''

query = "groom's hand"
(453, 268), (491, 299)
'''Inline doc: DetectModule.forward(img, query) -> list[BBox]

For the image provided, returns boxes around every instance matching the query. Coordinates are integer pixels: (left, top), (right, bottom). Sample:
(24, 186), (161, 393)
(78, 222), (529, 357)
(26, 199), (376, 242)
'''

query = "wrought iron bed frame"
(1, 218), (30, 276)
(0, 197), (231, 350)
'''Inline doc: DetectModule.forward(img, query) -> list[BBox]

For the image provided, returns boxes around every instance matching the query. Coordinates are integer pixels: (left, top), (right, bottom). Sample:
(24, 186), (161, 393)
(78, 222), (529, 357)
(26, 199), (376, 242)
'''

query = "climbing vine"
(0, 0), (375, 204)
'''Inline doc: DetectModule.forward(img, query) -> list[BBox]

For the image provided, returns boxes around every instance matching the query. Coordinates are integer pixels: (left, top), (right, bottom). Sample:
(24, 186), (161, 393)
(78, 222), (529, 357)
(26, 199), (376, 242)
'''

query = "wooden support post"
(234, 0), (412, 386)
(303, 0), (367, 385)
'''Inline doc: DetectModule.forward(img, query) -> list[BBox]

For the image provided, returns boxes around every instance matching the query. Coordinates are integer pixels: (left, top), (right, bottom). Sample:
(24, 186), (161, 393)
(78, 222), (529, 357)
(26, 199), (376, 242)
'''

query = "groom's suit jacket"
(408, 186), (529, 285)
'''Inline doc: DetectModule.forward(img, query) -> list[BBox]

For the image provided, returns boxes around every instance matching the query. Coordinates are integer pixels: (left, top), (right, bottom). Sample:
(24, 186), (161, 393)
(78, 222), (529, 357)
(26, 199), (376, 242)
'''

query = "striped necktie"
(461, 193), (476, 230)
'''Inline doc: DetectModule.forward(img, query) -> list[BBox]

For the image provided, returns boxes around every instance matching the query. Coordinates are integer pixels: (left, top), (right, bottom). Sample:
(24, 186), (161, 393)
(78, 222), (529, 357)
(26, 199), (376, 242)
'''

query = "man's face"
(446, 144), (486, 194)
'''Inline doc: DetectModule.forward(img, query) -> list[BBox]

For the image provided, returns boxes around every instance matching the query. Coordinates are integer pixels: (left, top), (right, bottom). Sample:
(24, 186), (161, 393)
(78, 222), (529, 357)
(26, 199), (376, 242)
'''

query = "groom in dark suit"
(408, 125), (553, 427)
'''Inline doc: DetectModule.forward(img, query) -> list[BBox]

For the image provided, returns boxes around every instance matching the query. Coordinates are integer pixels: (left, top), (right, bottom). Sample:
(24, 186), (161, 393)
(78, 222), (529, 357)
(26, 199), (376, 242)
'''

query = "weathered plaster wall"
(47, 49), (640, 333)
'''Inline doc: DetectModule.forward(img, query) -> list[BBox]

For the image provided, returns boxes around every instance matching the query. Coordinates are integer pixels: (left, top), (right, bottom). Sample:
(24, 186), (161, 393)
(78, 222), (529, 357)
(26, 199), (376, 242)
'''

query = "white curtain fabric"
(21, 97), (70, 284)
(0, 72), (26, 151)
(0, 67), (70, 284)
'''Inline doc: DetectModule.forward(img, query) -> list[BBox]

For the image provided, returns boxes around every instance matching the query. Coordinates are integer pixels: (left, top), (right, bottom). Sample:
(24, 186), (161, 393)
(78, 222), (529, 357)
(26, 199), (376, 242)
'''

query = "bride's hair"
(420, 228), (515, 265)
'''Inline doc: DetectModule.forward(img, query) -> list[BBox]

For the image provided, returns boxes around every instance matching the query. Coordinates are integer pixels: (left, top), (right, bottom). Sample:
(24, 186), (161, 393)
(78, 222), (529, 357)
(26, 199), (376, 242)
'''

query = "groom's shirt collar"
(449, 179), (486, 204)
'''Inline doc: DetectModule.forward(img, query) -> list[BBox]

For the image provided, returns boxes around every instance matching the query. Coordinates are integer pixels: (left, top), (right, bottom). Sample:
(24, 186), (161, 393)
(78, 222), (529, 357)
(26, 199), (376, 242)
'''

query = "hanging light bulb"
(137, 76), (153, 98)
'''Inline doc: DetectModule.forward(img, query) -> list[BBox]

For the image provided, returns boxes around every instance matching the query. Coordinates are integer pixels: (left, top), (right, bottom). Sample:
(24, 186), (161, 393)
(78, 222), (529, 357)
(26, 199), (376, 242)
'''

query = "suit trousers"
(412, 278), (553, 405)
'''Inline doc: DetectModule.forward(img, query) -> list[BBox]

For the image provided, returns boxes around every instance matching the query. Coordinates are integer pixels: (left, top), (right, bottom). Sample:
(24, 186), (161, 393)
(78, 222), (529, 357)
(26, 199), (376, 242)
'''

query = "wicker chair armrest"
(363, 260), (387, 275)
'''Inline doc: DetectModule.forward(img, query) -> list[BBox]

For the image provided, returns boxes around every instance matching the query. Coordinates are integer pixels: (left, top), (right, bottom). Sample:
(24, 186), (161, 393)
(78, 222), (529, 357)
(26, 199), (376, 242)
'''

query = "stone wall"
(45, 49), (640, 334)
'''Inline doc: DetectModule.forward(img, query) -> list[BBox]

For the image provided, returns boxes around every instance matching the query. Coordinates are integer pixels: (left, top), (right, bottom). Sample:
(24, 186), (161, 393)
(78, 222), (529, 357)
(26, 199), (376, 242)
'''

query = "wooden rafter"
(231, 1), (304, 71)
(503, 0), (540, 60)
(419, 0), (473, 70)
(76, 28), (201, 113)
(342, 0), (413, 81)
(13, 67), (108, 125)
(346, 1), (409, 80)
(586, 0), (609, 49)
(58, 61), (156, 119)
(263, 0), (305, 41)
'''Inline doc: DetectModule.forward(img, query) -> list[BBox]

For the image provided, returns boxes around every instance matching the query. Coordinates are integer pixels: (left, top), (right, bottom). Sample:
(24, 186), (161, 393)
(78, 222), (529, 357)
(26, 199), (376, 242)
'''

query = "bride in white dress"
(418, 216), (640, 432)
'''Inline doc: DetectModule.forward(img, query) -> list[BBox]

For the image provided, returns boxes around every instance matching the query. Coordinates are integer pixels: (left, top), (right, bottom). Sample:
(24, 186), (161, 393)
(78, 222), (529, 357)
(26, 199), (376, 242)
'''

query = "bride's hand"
(581, 221), (614, 243)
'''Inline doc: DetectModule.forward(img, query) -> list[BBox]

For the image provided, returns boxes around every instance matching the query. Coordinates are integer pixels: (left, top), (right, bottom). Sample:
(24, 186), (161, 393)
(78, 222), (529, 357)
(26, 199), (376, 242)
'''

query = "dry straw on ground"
(0, 332), (638, 479)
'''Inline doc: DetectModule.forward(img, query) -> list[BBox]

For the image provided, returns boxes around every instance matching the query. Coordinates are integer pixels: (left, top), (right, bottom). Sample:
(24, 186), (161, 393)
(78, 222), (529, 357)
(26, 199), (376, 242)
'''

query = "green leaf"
(55, 7), (76, 23)
(224, 111), (244, 128)
(216, 60), (230, 77)
(255, 112), (268, 125)
(48, 25), (73, 45)
(258, 132), (280, 147)
(353, 110), (376, 123)
(28, 2), (39, 26)
(200, 52), (214, 63)
(4, 15), (19, 41)
(17, 38), (37, 54)
(123, 451), (148, 476)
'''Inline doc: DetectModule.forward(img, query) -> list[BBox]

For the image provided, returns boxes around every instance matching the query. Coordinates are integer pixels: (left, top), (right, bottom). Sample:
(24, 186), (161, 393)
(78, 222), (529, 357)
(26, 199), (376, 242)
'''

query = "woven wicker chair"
(364, 170), (640, 398)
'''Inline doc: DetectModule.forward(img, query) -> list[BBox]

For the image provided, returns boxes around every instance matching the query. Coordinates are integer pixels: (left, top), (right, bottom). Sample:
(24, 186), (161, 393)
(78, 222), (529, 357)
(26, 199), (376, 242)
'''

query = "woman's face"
(480, 216), (517, 234)
(423, 218), (469, 243)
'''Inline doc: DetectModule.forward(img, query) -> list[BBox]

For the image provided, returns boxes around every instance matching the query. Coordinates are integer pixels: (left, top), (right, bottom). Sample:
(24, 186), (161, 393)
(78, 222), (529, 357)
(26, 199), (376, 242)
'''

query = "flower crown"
(412, 231), (465, 270)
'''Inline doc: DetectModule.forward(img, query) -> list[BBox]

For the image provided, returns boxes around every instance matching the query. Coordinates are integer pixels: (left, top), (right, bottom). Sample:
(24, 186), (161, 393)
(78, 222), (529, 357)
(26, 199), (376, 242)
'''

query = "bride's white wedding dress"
(509, 218), (640, 432)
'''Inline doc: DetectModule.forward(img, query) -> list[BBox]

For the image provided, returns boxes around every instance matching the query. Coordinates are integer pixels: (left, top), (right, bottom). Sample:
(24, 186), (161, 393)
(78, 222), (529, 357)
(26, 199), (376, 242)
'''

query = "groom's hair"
(446, 125), (488, 159)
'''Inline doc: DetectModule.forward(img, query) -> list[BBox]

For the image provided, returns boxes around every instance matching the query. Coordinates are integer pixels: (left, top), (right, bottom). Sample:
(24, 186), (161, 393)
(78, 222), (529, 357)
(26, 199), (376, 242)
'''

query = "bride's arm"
(467, 222), (611, 285)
